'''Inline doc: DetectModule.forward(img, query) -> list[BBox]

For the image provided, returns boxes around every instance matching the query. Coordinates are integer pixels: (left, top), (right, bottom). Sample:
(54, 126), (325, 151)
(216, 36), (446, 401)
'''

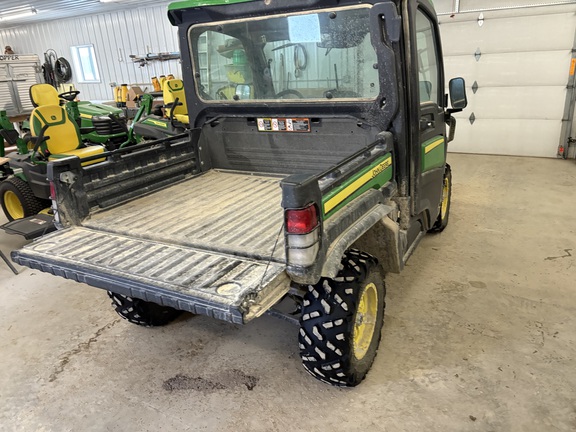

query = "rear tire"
(429, 164), (452, 232)
(299, 249), (386, 387)
(108, 292), (183, 327)
(0, 177), (49, 221)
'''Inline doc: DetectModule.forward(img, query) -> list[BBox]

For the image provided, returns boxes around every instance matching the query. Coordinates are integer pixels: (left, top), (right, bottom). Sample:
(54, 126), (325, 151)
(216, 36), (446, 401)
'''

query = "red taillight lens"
(49, 181), (56, 199)
(286, 204), (319, 234)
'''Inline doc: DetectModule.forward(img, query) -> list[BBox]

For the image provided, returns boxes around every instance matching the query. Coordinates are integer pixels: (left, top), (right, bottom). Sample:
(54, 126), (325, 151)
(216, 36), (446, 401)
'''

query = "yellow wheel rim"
(352, 282), (378, 361)
(3, 190), (24, 220)
(440, 177), (450, 219)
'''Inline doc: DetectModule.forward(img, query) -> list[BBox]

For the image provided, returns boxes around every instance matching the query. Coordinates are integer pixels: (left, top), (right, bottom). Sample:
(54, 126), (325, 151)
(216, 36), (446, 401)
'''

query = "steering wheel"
(58, 90), (81, 102)
(198, 84), (213, 100)
(274, 89), (304, 99)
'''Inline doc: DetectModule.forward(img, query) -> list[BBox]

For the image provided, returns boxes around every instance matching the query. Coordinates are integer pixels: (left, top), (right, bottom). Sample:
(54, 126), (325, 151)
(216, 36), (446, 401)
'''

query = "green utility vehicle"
(11, 0), (467, 386)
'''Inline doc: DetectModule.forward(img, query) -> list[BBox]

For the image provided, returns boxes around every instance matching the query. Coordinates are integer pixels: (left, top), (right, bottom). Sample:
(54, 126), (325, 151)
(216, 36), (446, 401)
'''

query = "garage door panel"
(433, 0), (454, 14)
(458, 0), (576, 11)
(449, 86), (566, 120)
(449, 119), (561, 157)
(444, 51), (571, 87)
(440, 13), (575, 55)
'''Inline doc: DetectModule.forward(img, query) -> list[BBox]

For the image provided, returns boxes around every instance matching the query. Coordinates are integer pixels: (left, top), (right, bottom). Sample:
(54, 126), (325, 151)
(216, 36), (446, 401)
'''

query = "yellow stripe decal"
(425, 137), (444, 154)
(79, 113), (92, 119)
(324, 157), (392, 214)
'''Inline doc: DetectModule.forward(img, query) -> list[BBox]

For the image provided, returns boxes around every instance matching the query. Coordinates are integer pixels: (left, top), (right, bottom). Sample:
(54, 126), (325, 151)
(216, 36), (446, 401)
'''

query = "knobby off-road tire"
(299, 249), (386, 387)
(0, 177), (49, 221)
(108, 292), (182, 327)
(429, 164), (452, 233)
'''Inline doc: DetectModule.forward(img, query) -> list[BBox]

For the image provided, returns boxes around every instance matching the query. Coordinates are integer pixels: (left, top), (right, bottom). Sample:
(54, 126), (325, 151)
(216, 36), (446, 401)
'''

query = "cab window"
(415, 9), (440, 104)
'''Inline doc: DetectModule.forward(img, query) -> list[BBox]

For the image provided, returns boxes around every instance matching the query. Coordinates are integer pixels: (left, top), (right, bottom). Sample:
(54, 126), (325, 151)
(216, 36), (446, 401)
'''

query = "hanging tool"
(280, 53), (285, 90)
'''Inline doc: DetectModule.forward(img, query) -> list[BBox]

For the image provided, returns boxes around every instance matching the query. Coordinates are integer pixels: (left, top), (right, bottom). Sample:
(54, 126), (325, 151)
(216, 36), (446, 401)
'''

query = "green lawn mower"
(29, 84), (129, 149)
(0, 87), (155, 230)
(0, 101), (108, 235)
(131, 79), (189, 140)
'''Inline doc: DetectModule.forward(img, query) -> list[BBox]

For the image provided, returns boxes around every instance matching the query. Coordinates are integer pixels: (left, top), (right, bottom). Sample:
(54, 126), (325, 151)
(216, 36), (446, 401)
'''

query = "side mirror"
(448, 77), (467, 113)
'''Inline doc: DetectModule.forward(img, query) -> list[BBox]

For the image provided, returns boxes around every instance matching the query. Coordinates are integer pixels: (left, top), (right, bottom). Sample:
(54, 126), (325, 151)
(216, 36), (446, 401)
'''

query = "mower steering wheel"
(274, 89), (304, 99)
(58, 90), (80, 102)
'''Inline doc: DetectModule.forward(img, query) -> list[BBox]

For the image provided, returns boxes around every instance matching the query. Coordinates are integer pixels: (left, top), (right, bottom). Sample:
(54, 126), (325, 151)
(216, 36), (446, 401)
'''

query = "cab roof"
(168, 0), (434, 26)
(168, 0), (253, 11)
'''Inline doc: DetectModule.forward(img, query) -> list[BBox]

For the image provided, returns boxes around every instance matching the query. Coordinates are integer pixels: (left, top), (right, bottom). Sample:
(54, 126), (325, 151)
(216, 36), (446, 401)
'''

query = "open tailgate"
(11, 227), (289, 324)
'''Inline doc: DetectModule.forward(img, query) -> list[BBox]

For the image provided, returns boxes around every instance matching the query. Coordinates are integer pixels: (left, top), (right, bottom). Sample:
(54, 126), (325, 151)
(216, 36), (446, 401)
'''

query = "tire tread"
(0, 177), (48, 220)
(299, 249), (385, 387)
(107, 292), (182, 327)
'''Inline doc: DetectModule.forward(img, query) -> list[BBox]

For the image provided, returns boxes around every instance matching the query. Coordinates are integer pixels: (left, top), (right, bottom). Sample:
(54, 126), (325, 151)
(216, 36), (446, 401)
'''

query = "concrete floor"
(1, 153), (575, 432)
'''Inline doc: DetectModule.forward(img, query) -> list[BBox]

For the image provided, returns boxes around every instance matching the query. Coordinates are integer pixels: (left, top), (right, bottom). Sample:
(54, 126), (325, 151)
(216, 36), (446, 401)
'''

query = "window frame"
(414, 7), (441, 106)
(70, 44), (101, 84)
(188, 5), (380, 103)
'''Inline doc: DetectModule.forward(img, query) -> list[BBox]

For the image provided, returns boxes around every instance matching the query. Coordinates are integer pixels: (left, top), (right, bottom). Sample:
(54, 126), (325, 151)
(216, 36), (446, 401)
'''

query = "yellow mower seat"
(163, 79), (189, 124)
(30, 105), (105, 166)
(29, 83), (61, 107)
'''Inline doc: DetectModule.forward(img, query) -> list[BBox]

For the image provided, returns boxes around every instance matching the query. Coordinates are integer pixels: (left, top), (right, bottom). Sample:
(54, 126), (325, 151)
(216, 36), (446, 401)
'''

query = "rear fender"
(321, 189), (396, 279)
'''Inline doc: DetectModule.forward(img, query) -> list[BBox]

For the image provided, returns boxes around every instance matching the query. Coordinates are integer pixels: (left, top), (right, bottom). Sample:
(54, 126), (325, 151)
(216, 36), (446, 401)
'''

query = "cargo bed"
(12, 170), (290, 324)
(85, 170), (286, 261)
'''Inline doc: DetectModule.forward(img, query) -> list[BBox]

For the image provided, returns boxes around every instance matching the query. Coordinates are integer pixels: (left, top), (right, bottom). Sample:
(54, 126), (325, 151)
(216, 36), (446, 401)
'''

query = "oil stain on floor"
(163, 369), (259, 392)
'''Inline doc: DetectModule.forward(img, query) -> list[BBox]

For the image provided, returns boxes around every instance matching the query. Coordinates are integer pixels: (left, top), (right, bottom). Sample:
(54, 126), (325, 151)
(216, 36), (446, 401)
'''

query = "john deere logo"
(144, 119), (168, 128)
(51, 115), (57, 120)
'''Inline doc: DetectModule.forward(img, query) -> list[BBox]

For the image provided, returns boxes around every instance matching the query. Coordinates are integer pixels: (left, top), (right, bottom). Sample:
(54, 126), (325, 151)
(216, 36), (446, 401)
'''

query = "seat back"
(30, 105), (81, 155)
(30, 83), (61, 107)
(163, 79), (187, 118)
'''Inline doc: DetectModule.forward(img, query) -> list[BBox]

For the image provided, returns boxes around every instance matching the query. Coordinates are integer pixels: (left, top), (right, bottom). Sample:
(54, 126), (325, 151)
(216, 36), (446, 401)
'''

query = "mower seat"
(29, 83), (61, 107)
(163, 79), (189, 124)
(30, 105), (105, 166)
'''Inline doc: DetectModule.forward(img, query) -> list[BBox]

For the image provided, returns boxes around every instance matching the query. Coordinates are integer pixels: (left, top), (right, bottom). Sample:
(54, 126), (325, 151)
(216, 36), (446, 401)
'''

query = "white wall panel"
(0, 2), (180, 101)
(449, 119), (562, 157)
(440, 13), (575, 55)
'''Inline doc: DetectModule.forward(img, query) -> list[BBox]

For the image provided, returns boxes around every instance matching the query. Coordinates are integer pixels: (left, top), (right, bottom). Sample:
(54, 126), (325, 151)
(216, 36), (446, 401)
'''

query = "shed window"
(70, 45), (100, 83)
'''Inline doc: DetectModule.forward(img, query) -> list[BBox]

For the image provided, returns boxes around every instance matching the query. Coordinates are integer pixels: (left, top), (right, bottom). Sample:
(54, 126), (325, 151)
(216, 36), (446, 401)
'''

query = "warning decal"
(257, 118), (311, 132)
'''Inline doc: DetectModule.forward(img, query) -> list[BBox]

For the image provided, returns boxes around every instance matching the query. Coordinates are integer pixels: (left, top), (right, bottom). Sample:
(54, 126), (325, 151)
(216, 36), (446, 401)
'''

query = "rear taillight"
(49, 181), (60, 225)
(49, 181), (56, 200)
(286, 204), (319, 234)
(285, 204), (320, 267)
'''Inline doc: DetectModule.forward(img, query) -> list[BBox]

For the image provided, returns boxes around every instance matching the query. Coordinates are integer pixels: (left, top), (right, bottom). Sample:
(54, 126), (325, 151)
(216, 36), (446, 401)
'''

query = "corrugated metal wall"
(0, 2), (180, 101)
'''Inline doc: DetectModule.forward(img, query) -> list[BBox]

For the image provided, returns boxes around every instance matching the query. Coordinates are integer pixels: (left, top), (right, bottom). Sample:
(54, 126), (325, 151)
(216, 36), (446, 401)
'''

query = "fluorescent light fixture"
(0, 6), (37, 21)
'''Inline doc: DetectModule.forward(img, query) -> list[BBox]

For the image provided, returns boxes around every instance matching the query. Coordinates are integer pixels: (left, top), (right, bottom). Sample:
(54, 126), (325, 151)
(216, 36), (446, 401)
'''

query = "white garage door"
(435, 1), (576, 157)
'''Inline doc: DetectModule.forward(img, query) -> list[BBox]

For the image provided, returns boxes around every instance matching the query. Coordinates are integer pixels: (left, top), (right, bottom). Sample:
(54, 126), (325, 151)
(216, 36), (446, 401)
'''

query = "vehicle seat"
(30, 105), (105, 166)
(163, 79), (189, 124)
(216, 85), (238, 100)
(29, 83), (61, 107)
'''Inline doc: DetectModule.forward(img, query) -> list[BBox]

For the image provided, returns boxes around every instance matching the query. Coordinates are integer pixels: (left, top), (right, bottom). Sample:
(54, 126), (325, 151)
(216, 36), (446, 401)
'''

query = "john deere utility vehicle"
(11, 0), (467, 386)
